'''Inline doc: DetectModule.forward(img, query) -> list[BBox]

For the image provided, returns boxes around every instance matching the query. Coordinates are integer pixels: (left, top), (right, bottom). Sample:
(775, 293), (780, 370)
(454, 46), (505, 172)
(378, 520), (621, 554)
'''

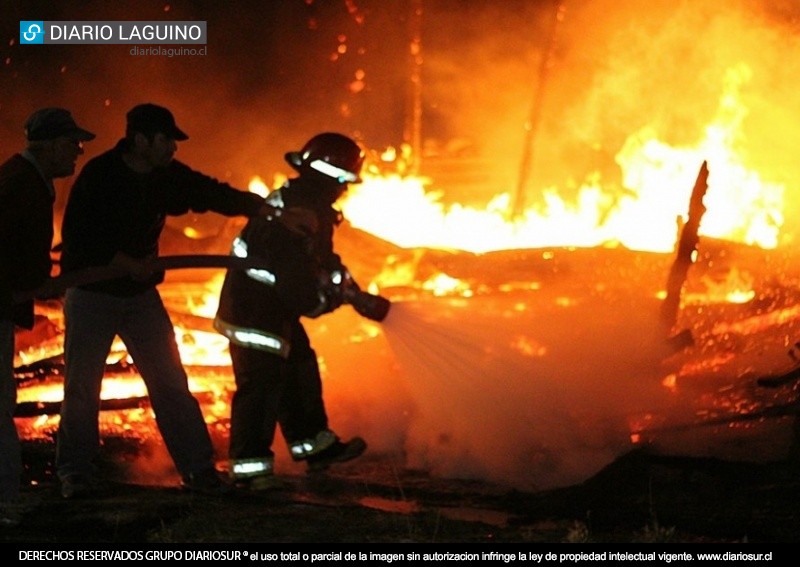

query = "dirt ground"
(3, 437), (800, 544)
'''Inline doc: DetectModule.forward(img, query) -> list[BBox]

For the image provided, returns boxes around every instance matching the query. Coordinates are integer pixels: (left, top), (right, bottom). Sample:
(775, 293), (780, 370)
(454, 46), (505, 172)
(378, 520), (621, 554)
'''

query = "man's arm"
(164, 161), (317, 234)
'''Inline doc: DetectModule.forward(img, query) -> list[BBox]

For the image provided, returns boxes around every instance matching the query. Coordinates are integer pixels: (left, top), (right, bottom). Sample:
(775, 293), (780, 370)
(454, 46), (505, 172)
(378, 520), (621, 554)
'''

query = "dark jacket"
(60, 139), (266, 296)
(0, 154), (54, 328)
(214, 177), (344, 356)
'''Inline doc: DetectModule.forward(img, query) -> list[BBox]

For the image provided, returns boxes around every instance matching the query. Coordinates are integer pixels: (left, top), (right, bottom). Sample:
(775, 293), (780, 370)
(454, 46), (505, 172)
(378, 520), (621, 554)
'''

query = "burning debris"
(12, 209), (800, 490)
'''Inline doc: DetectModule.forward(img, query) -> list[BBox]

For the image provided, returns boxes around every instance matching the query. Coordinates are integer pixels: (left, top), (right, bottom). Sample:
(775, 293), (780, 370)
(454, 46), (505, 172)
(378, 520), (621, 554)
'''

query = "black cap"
(126, 103), (188, 141)
(24, 108), (96, 142)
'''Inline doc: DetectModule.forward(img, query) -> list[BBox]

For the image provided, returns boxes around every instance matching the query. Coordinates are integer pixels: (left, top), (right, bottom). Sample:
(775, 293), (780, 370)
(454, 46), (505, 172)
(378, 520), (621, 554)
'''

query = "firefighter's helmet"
(285, 132), (364, 184)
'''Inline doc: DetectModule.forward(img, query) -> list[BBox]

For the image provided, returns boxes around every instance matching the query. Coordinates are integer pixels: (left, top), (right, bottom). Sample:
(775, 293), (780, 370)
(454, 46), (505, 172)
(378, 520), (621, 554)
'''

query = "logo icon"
(20, 21), (44, 44)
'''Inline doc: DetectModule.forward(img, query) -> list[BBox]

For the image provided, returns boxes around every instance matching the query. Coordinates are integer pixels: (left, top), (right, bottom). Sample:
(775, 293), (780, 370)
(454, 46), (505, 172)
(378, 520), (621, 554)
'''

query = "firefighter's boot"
(288, 429), (367, 473)
(229, 456), (280, 491)
(306, 436), (367, 472)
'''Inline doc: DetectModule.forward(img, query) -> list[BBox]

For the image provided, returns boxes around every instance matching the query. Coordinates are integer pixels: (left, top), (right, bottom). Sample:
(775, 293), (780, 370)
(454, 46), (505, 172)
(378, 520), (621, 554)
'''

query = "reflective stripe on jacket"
(213, 317), (290, 358)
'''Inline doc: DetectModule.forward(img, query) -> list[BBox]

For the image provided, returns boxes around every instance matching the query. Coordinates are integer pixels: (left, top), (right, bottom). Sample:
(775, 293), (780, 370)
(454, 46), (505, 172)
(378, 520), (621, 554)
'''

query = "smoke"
(299, 243), (797, 491)
(290, 281), (673, 491)
(380, 300), (654, 490)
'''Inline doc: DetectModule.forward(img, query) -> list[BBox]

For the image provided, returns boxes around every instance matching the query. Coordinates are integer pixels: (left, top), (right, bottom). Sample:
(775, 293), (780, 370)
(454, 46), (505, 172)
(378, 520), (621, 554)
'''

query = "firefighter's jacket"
(214, 178), (345, 358)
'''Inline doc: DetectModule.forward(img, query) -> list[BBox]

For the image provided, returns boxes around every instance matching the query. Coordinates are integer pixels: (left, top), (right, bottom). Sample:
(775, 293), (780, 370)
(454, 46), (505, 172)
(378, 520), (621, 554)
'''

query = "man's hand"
(259, 204), (318, 235)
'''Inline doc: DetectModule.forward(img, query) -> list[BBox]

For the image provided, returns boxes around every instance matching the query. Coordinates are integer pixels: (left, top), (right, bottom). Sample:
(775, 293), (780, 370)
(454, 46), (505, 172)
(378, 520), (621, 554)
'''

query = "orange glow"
(331, 64), (782, 256)
(684, 267), (756, 306)
(510, 336), (547, 358)
(712, 305), (800, 336)
(421, 272), (472, 297)
(661, 373), (678, 391)
(247, 176), (270, 198)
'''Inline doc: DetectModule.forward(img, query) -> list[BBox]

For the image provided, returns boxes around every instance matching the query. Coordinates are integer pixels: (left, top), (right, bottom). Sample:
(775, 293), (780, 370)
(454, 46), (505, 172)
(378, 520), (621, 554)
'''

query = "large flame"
(337, 64), (783, 255)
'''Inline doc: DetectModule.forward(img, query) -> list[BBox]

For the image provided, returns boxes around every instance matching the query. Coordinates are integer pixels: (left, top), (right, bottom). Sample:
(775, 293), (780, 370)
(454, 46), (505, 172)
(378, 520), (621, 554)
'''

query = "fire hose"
(14, 254), (391, 322)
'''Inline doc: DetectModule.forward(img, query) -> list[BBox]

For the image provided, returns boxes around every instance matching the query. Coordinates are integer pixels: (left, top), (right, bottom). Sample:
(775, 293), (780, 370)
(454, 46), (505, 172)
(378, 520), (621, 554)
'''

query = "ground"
(3, 439), (800, 544)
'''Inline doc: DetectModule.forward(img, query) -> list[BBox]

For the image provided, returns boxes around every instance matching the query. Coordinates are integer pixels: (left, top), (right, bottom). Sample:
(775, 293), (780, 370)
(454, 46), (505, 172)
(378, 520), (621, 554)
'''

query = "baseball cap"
(24, 108), (96, 142)
(126, 103), (189, 141)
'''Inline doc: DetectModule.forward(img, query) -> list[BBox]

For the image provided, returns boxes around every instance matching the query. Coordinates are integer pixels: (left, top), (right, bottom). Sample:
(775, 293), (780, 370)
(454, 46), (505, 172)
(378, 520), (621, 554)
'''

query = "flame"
(335, 64), (783, 255)
(691, 267), (756, 305)
(712, 304), (800, 337)
(175, 326), (231, 367)
(185, 272), (226, 319)
(421, 272), (473, 297)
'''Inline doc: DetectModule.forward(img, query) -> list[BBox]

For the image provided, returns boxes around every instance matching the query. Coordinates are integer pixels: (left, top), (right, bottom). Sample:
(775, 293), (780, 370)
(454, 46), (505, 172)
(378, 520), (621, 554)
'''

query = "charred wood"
(14, 391), (218, 418)
(661, 160), (709, 333)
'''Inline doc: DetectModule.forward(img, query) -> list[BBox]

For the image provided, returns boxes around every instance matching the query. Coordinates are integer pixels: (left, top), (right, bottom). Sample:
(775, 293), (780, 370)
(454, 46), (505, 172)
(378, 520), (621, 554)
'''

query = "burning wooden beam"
(14, 391), (220, 418)
(660, 160), (709, 333)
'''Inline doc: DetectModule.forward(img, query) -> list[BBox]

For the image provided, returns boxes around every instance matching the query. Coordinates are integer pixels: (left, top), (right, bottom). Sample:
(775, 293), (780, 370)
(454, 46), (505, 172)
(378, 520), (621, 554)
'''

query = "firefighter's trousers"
(228, 319), (329, 468)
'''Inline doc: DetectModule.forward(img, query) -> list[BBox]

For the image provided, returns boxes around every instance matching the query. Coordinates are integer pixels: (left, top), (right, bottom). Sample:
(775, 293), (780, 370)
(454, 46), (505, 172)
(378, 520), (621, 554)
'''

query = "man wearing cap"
(0, 108), (95, 526)
(55, 103), (313, 499)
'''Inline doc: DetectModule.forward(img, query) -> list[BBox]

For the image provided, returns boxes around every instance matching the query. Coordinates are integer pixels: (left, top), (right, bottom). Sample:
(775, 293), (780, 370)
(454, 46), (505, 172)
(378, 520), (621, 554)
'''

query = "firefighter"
(214, 132), (370, 489)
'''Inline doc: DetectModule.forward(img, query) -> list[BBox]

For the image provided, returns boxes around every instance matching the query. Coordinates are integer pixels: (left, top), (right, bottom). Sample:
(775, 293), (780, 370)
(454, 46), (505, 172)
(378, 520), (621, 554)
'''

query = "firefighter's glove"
(323, 269), (350, 311)
(332, 267), (391, 322)
(306, 269), (348, 318)
(335, 266), (374, 307)
(336, 267), (361, 301)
